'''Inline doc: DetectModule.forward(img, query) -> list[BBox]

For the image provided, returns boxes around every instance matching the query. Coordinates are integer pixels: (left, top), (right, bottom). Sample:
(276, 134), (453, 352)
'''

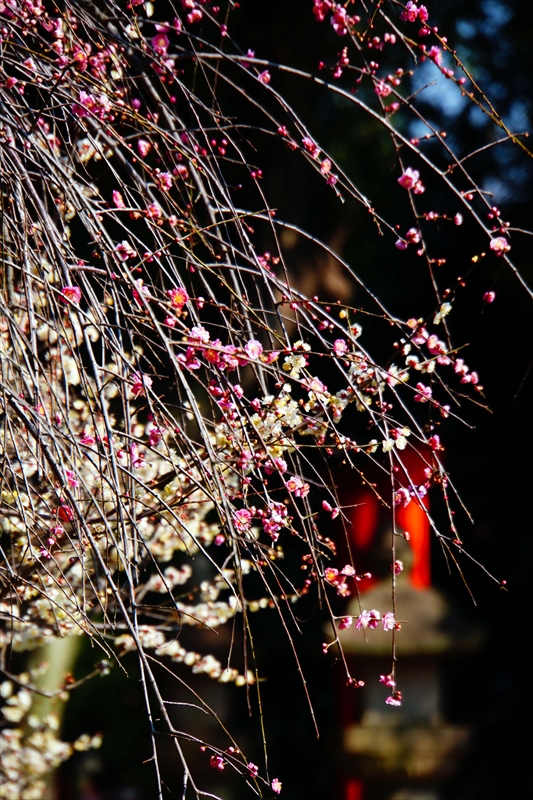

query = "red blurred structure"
(348, 447), (433, 592)
(338, 447), (482, 800)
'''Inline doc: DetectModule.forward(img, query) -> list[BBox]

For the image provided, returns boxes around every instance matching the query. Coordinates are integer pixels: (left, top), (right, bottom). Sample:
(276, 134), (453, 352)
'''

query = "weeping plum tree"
(0, 0), (530, 797)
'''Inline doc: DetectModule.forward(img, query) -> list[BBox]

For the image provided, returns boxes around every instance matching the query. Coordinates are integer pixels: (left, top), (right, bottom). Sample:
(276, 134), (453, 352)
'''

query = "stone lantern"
(339, 542), (484, 800)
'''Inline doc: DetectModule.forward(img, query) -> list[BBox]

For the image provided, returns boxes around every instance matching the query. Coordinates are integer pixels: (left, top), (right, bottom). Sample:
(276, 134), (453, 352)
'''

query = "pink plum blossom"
(333, 339), (348, 357)
(210, 755), (225, 771)
(312, 1), (331, 23)
(302, 137), (320, 159)
(395, 487), (411, 508)
(398, 167), (419, 189)
(454, 358), (468, 376)
(137, 138), (152, 157)
(167, 287), (189, 309)
(258, 70), (270, 84)
(264, 457), (287, 475)
(400, 2), (428, 23)
(131, 371), (152, 398)
(189, 325), (210, 343)
(386, 692), (402, 706)
(115, 240), (137, 260)
(286, 476), (310, 498)
(331, 6), (349, 36)
(148, 427), (164, 446)
(261, 502), (288, 542)
(375, 81), (392, 98)
(356, 609), (381, 629)
(489, 236), (511, 255)
(112, 190), (125, 208)
(428, 46), (443, 65)
(130, 442), (147, 469)
(72, 90), (95, 117)
(65, 469), (79, 488)
(155, 171), (173, 192)
(177, 348), (201, 370)
(428, 435), (442, 453)
(324, 567), (339, 584)
(382, 612), (396, 631)
(146, 202), (162, 220)
(244, 339), (263, 359)
(341, 564), (355, 577)
(339, 616), (353, 630)
(188, 8), (203, 24)
(58, 504), (74, 522)
(132, 280), (151, 306)
(175, 163), (189, 180)
(427, 335), (447, 356)
(411, 324), (429, 345)
(72, 91), (111, 120)
(234, 508), (252, 532)
(398, 167), (425, 193)
(400, 1), (419, 22)
(306, 376), (326, 393)
(414, 382), (432, 402)
(152, 32), (169, 55)
(242, 49), (255, 69)
(322, 500), (340, 519)
(263, 350), (280, 364)
(61, 286), (82, 304)
(271, 778), (282, 795)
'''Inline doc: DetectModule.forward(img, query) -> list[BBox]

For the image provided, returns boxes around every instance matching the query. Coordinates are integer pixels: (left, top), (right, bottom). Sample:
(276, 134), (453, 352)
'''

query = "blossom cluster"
(0, 0), (520, 794)
(0, 675), (101, 799)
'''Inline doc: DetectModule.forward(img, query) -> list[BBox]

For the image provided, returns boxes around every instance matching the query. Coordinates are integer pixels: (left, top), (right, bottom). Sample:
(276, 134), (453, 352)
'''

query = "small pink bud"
(112, 190), (125, 208)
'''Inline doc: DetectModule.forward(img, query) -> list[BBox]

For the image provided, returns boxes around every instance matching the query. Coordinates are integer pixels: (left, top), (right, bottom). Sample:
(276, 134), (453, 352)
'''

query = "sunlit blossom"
(244, 339), (263, 359)
(152, 32), (169, 56)
(489, 236), (511, 255)
(61, 286), (82, 304)
(168, 287), (189, 309)
(131, 372), (153, 398)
